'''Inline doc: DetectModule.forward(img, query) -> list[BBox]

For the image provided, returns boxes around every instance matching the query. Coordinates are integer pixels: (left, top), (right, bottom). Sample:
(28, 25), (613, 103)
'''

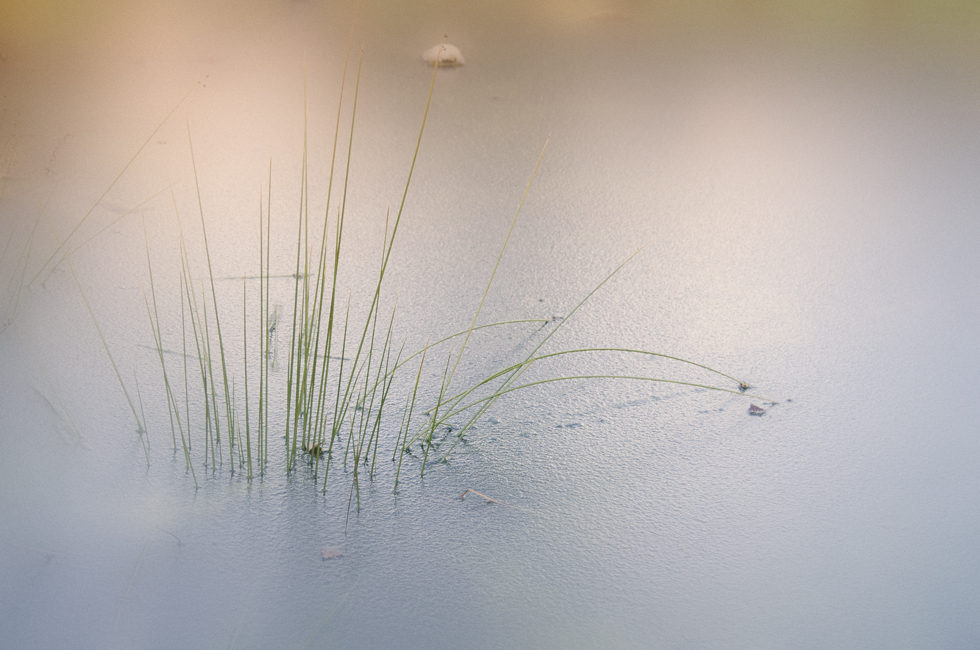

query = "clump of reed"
(43, 40), (772, 500)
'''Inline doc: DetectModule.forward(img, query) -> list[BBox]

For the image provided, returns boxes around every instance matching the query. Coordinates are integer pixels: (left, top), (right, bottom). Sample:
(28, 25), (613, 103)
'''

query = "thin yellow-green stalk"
(187, 123), (235, 468)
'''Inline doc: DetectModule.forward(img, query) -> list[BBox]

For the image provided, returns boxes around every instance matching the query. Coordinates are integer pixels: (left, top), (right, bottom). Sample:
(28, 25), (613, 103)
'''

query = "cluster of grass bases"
(31, 44), (770, 508)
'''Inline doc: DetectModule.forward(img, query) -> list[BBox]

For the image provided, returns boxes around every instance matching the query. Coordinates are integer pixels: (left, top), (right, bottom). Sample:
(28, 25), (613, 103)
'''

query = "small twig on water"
(460, 489), (518, 508)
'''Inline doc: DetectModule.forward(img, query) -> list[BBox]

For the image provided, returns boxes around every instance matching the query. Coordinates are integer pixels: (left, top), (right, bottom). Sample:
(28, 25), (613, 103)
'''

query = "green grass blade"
(187, 122), (235, 469)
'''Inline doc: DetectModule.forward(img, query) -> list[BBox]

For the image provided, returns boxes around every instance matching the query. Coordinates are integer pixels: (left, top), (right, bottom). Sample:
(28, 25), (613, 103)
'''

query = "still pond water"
(1, 2), (979, 648)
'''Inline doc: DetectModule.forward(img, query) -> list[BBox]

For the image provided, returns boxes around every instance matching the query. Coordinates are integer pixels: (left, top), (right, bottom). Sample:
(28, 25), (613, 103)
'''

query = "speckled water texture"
(1, 1), (979, 649)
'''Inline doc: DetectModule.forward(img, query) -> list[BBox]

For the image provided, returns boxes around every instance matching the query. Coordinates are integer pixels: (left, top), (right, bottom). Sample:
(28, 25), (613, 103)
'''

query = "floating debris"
(460, 488), (500, 503)
(422, 43), (465, 67)
(460, 489), (518, 508)
(321, 547), (343, 560)
(748, 404), (766, 416)
(302, 441), (324, 457)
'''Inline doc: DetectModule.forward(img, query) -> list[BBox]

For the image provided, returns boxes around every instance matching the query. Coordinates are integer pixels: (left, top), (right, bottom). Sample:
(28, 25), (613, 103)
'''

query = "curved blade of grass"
(429, 375), (777, 464)
(419, 242), (711, 460)
(346, 318), (551, 415)
(404, 246), (648, 451)
(448, 374), (775, 417)
(425, 346), (751, 427)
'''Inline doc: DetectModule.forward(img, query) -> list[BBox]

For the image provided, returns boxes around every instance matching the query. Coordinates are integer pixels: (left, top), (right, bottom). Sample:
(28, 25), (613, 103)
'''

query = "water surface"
(2, 2), (979, 648)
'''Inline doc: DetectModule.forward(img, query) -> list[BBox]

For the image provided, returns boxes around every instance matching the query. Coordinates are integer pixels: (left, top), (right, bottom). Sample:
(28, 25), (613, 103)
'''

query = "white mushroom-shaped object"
(421, 43), (465, 67)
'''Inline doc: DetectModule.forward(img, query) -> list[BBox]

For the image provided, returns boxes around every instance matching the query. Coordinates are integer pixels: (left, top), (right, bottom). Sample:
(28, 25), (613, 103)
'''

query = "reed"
(258, 170), (271, 473)
(187, 124), (236, 469)
(242, 275), (252, 479)
(141, 214), (195, 485)
(37, 35), (768, 503)
(173, 181), (229, 471)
